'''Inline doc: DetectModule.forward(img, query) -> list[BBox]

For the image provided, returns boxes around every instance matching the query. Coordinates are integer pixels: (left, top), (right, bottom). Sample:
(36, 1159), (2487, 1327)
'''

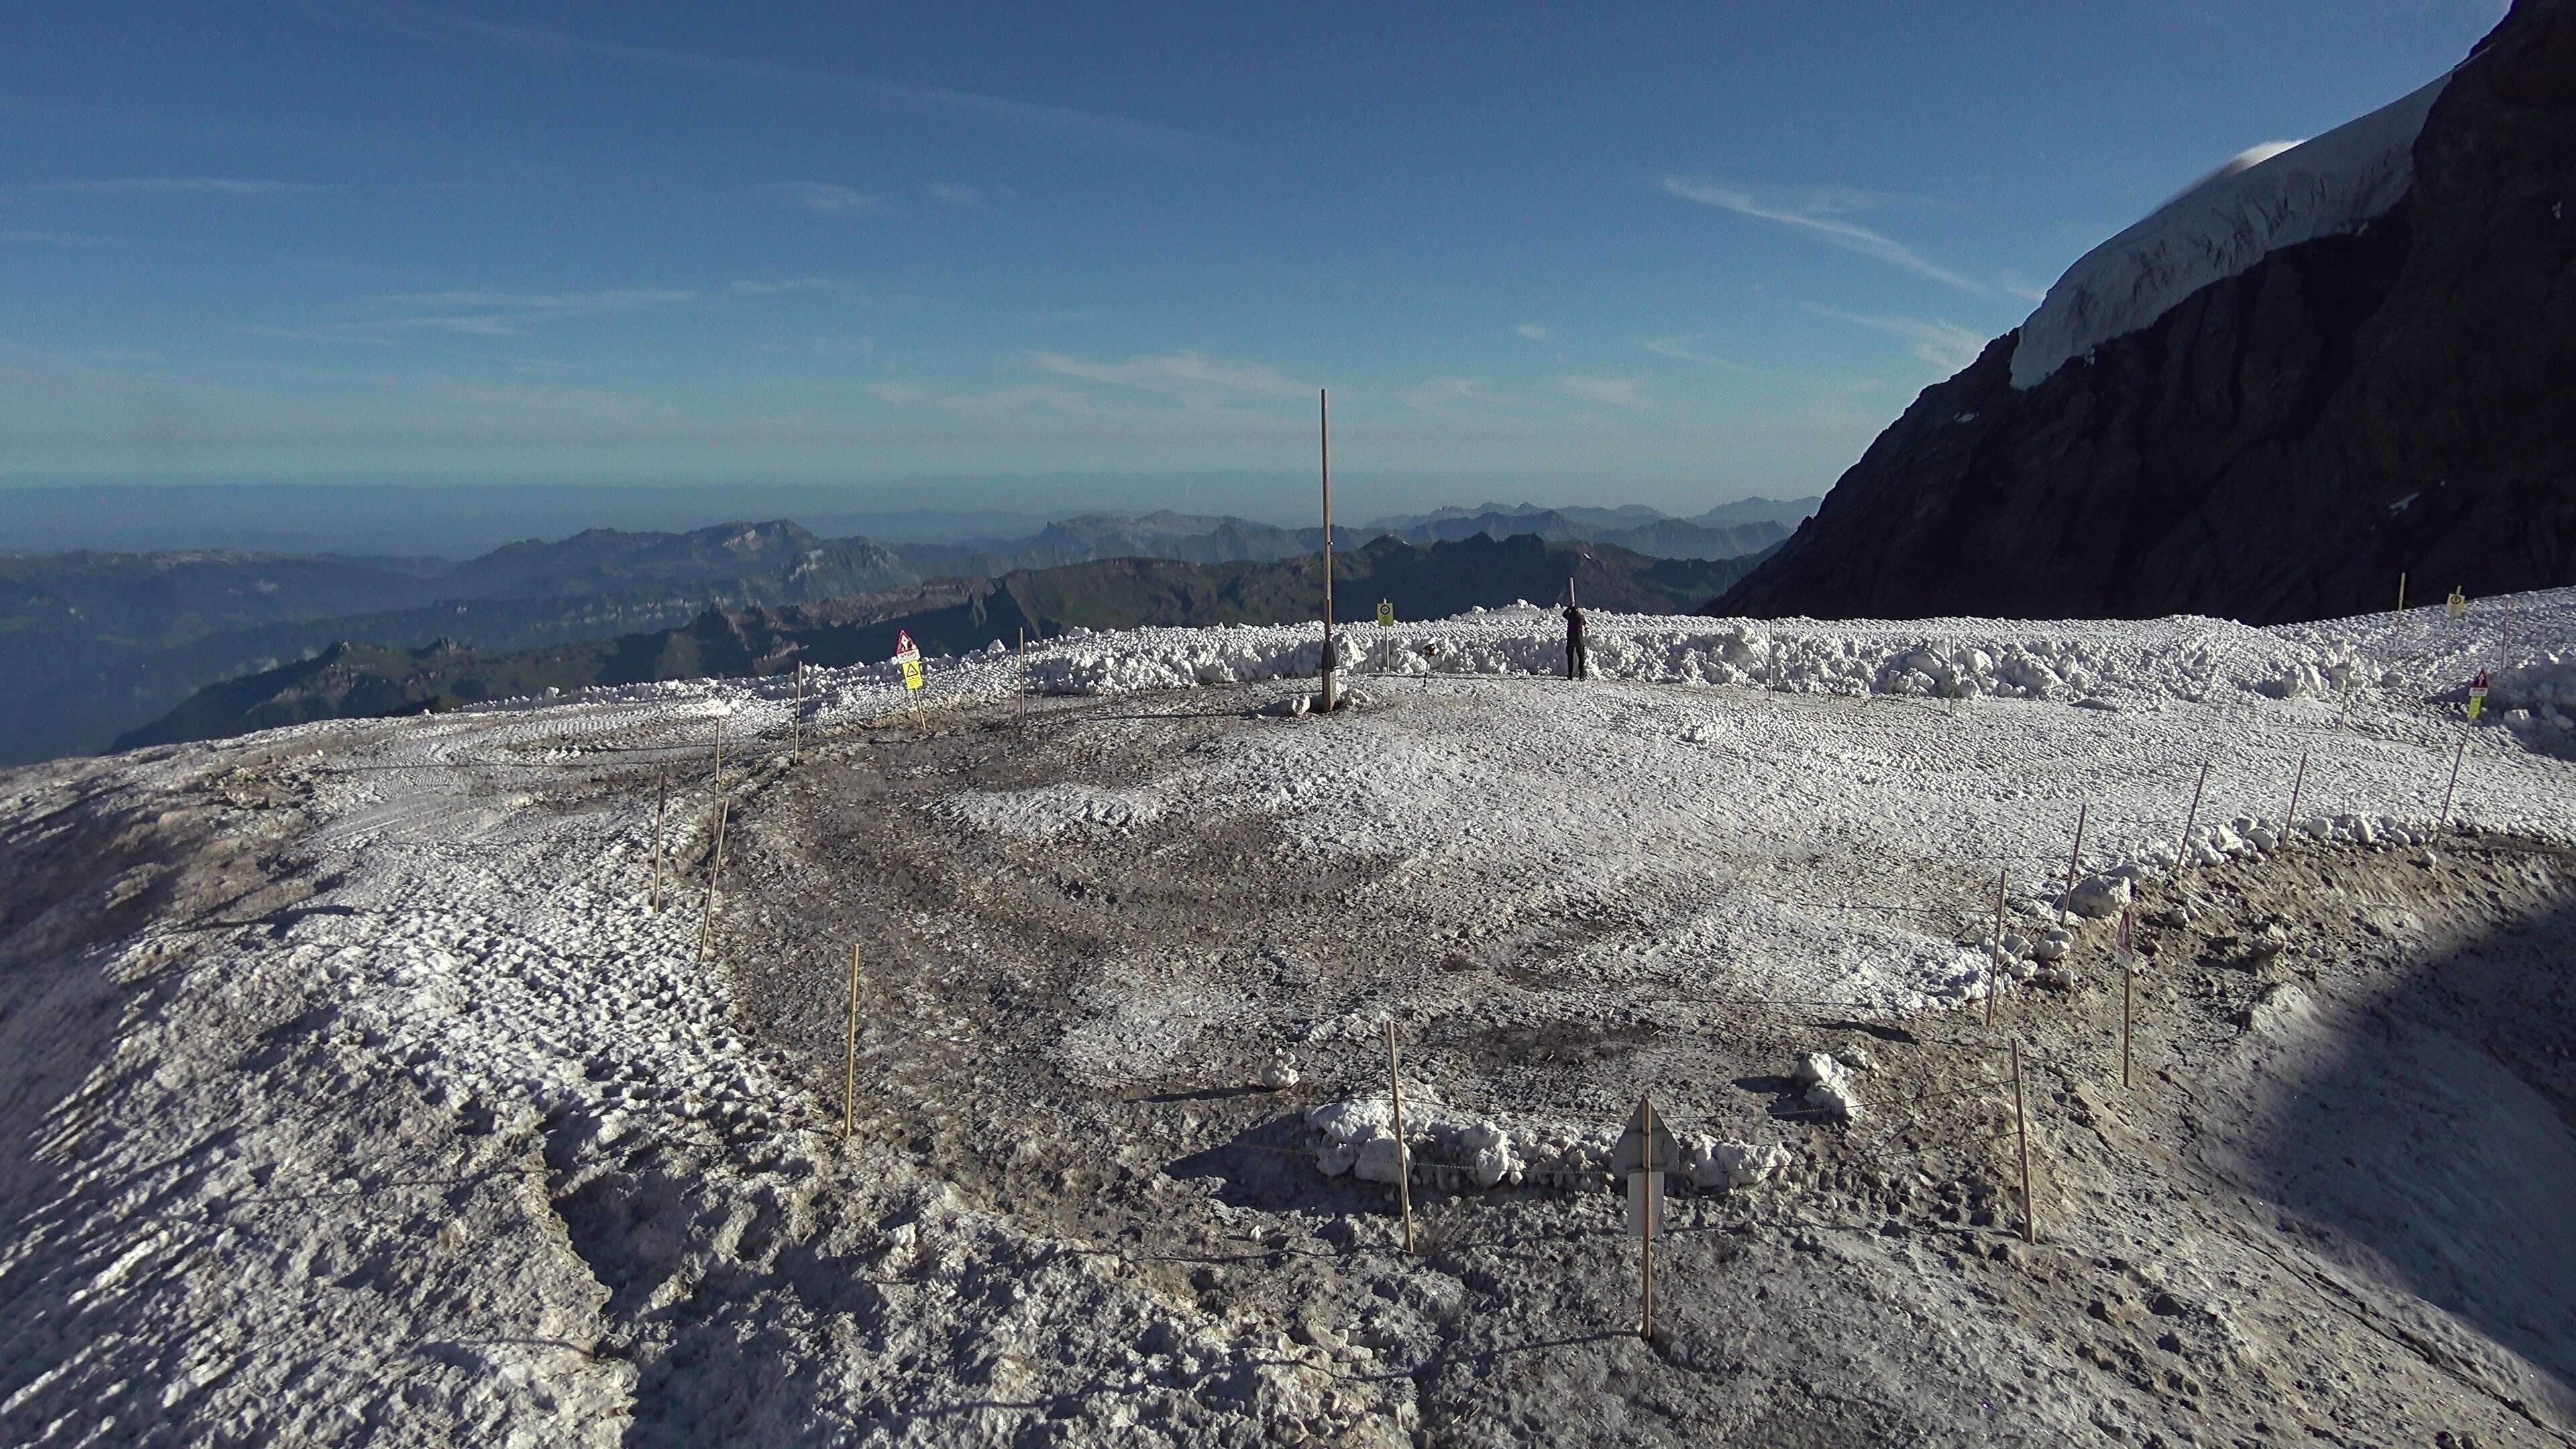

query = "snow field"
(8, 590), (2573, 1443)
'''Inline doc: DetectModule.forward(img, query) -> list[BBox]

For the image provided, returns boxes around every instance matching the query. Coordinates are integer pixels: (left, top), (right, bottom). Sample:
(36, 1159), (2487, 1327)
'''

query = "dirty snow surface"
(4, 593), (2575, 1446)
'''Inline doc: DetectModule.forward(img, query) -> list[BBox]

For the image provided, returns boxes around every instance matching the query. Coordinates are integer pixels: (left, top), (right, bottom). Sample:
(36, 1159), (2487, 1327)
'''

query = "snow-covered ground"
(2, 590), (2572, 1444)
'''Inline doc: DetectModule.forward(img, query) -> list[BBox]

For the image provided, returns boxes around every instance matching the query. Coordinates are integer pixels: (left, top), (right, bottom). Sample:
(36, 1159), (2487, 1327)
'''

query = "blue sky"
(0, 0), (2504, 521)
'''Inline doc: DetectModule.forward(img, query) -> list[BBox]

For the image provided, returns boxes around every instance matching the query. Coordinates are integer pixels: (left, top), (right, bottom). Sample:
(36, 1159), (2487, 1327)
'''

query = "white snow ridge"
(2011, 73), (2451, 389)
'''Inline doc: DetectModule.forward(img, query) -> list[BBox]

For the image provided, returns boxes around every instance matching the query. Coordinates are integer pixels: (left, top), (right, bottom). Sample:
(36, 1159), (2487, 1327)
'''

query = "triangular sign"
(1610, 1097), (1680, 1175)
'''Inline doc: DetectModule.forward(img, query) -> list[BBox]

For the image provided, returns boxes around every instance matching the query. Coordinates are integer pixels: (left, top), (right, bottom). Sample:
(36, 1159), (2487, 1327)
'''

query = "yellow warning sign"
(1377, 599), (1395, 628)
(893, 631), (925, 692)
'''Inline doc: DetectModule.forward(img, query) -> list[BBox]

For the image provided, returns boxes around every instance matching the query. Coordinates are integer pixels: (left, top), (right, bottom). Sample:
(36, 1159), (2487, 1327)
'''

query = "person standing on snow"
(1564, 600), (1589, 680)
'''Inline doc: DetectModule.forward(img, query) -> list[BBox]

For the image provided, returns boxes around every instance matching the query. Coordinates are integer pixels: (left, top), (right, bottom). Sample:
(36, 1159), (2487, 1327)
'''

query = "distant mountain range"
(117, 534), (1772, 751)
(1, 499), (1812, 765)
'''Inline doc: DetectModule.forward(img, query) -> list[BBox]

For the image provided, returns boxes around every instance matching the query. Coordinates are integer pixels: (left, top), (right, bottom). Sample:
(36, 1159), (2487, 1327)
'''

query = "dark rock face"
(1717, 0), (2575, 625)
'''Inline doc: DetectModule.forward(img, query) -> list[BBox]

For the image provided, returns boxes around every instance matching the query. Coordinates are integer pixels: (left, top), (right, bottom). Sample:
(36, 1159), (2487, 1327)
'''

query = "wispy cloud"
(1639, 335), (1751, 370)
(1660, 177), (1986, 294)
(928, 182), (986, 206)
(1400, 376), (1499, 415)
(0, 225), (131, 247)
(24, 176), (315, 197)
(1513, 323), (1550, 341)
(1559, 375), (1650, 410)
(1803, 305), (1989, 372)
(359, 288), (696, 337)
(237, 324), (400, 346)
(309, 1), (1219, 155)
(771, 182), (882, 216)
(727, 276), (866, 297)
(864, 378), (1122, 421)
(1026, 350), (1309, 397)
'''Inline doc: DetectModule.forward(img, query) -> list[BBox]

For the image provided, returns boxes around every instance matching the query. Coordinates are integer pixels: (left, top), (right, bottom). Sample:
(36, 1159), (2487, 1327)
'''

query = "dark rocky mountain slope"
(1717, 0), (2573, 625)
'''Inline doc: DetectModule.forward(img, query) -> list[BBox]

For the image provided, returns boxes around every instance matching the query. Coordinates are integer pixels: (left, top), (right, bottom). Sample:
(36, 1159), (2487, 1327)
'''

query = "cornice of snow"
(2009, 72), (2453, 390)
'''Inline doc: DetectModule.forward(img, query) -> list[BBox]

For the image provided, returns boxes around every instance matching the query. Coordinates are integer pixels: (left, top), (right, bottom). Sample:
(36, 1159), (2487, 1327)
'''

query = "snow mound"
(1304, 1098), (1792, 1193)
(1792, 1052), (1862, 1122)
(2011, 74), (2449, 389)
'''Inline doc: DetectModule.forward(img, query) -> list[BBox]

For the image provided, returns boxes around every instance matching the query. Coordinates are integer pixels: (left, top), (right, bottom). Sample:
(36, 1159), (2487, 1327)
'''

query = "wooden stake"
(711, 715), (724, 794)
(1319, 389), (1337, 713)
(2057, 801), (2089, 927)
(1986, 868), (2006, 1026)
(2396, 572), (2407, 619)
(1016, 627), (1027, 731)
(2285, 749), (2308, 837)
(2180, 760), (2212, 857)
(1640, 1097), (1657, 1341)
(1385, 1017), (1413, 1255)
(650, 770), (667, 914)
(792, 661), (804, 760)
(843, 943), (862, 1140)
(2440, 734), (2468, 826)
(2121, 961), (2134, 1091)
(2011, 1039), (2036, 1244)
(698, 798), (730, 963)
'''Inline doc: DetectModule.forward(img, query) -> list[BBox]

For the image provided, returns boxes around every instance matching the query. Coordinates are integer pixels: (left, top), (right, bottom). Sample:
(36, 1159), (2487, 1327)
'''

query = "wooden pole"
(698, 798), (730, 963)
(2180, 760), (2212, 857)
(2011, 1039), (2036, 1244)
(1320, 389), (1336, 713)
(2057, 801), (2089, 927)
(1385, 1017), (1413, 1254)
(2285, 749), (2308, 838)
(2440, 734), (2468, 826)
(2396, 572), (2407, 620)
(2121, 959), (2134, 1091)
(1986, 868), (2006, 1026)
(843, 943), (862, 1140)
(651, 770), (666, 914)
(1640, 1098), (1656, 1341)
(792, 661), (804, 760)
(1017, 627), (1027, 731)
(711, 715), (724, 795)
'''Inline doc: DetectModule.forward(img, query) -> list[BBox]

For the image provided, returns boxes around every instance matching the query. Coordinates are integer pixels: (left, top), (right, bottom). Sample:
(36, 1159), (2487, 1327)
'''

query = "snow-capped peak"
(2010, 74), (2452, 390)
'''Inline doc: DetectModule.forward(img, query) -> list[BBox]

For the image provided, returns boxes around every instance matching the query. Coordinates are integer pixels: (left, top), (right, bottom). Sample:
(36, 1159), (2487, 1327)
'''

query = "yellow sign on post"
(893, 631), (924, 692)
(1376, 600), (1395, 628)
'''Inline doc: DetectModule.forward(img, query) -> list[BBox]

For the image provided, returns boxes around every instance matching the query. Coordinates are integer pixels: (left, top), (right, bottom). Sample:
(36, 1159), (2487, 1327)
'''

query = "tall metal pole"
(1320, 388), (1336, 712)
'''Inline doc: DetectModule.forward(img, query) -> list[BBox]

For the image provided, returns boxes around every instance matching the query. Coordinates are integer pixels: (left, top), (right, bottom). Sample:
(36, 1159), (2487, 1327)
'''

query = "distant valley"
(3, 498), (1811, 763)
(117, 533), (1768, 751)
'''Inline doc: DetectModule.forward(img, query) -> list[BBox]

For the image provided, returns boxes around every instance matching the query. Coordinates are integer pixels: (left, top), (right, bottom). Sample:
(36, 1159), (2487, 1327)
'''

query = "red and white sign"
(892, 631), (920, 665)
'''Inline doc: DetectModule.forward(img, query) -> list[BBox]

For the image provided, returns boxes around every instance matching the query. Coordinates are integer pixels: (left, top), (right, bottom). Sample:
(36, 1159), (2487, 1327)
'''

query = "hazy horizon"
(0, 475), (1821, 558)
